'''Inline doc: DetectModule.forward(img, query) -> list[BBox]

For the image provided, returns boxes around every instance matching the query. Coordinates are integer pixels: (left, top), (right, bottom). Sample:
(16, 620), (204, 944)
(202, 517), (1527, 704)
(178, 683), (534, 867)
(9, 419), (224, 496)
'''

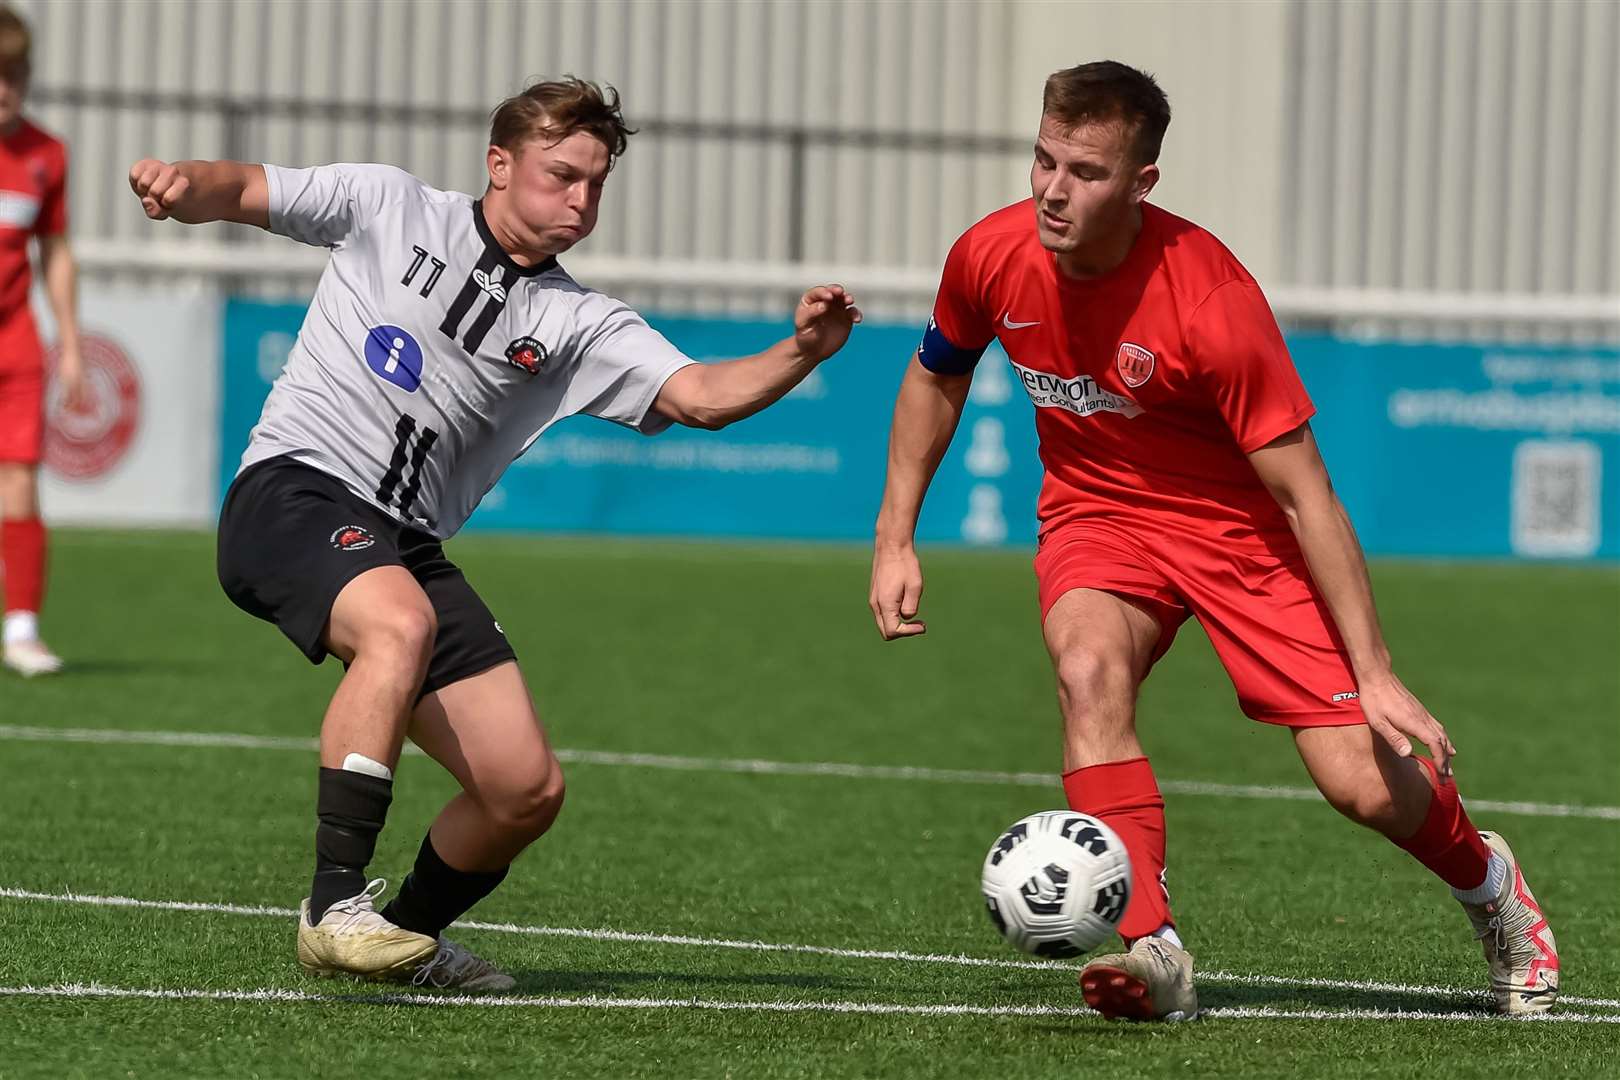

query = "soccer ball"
(981, 810), (1132, 958)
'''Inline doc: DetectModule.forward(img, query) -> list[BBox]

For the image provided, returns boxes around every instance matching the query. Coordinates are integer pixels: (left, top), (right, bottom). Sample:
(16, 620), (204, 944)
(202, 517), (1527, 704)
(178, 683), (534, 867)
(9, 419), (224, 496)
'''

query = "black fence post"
(220, 100), (253, 296)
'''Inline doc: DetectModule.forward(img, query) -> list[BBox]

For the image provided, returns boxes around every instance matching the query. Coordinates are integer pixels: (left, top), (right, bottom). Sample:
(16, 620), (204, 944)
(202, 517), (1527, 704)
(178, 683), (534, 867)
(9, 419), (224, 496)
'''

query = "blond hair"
(489, 77), (634, 164)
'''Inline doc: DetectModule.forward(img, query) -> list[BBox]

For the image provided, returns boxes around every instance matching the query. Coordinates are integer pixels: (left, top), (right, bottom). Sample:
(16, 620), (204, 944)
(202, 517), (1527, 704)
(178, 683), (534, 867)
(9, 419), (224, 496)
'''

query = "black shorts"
(217, 455), (515, 696)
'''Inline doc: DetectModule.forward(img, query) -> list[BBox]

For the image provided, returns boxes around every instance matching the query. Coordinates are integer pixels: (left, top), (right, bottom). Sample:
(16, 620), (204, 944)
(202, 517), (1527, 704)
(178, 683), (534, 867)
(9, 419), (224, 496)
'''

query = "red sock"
(1, 517), (46, 615)
(1394, 755), (1491, 890)
(1062, 756), (1173, 942)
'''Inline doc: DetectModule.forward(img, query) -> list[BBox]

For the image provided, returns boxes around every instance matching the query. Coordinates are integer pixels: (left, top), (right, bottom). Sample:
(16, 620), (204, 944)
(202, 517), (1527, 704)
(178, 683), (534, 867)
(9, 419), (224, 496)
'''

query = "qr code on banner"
(1511, 440), (1602, 557)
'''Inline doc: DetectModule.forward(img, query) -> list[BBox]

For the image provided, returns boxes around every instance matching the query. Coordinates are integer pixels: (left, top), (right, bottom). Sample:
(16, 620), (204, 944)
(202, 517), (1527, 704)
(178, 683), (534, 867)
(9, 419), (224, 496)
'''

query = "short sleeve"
(34, 144), (67, 237)
(263, 163), (426, 248)
(918, 229), (996, 374)
(565, 295), (697, 435)
(1190, 281), (1316, 453)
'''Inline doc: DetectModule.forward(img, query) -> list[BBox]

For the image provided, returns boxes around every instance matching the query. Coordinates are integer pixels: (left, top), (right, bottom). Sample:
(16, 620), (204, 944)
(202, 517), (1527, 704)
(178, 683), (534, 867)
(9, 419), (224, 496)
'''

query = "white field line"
(2, 722), (1616, 822)
(5, 884), (1618, 1012)
(1193, 969), (1620, 1010)
(1200, 1006), (1618, 1024)
(1, 983), (1616, 1023)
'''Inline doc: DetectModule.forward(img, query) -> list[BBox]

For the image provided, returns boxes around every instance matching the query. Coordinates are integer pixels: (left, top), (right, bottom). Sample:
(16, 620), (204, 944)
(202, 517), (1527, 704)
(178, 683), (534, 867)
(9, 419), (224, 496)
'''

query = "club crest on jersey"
(472, 268), (508, 303)
(504, 336), (549, 375)
(1116, 342), (1155, 388)
(329, 525), (377, 552)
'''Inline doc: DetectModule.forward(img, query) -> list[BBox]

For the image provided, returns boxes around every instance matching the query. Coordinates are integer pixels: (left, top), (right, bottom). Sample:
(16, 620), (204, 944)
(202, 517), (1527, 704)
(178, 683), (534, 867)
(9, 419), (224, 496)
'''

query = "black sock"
(309, 766), (393, 925)
(381, 832), (508, 939)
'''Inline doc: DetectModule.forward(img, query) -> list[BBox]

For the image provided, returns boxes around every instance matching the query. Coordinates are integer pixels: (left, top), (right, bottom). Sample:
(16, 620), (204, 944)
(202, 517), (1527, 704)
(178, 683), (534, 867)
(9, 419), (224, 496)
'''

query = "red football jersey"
(929, 199), (1314, 543)
(0, 119), (68, 319)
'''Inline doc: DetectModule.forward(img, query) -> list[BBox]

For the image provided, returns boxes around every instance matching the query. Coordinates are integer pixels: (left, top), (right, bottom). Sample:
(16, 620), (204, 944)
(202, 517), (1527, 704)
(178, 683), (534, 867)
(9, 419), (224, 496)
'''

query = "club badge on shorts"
(329, 525), (377, 552)
(1116, 342), (1155, 388)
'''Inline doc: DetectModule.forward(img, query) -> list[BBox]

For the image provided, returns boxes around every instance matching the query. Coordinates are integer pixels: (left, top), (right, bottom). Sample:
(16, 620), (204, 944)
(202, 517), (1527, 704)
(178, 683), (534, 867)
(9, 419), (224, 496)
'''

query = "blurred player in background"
(129, 78), (859, 990)
(0, 5), (82, 677)
(870, 61), (1558, 1020)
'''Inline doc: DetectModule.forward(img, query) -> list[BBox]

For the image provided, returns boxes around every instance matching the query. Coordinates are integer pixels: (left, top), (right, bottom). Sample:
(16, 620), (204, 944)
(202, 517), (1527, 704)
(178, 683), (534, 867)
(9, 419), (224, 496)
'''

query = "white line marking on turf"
(1, 983), (1614, 1023)
(0, 983), (1092, 1017)
(2, 723), (1615, 822)
(5, 885), (1618, 1011)
(1195, 969), (1620, 1010)
(1198, 1005), (1617, 1024)
(0, 887), (294, 919)
(0, 724), (326, 753)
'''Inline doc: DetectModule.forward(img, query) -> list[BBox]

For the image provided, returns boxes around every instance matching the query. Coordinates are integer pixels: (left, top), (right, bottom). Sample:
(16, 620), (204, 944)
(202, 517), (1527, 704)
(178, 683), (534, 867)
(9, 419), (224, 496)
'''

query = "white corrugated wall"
(12, 0), (1618, 337)
(16, 0), (1022, 318)
(1280, 0), (1619, 341)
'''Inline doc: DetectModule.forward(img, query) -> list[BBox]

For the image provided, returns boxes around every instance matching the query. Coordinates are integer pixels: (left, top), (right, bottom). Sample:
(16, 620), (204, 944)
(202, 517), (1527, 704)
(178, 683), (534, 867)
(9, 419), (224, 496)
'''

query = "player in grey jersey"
(127, 79), (861, 990)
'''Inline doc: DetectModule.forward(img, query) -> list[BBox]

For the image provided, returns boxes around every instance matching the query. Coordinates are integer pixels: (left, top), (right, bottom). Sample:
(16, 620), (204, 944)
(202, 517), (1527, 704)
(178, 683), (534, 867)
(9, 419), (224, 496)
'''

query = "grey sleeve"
(262, 163), (427, 248)
(565, 295), (697, 435)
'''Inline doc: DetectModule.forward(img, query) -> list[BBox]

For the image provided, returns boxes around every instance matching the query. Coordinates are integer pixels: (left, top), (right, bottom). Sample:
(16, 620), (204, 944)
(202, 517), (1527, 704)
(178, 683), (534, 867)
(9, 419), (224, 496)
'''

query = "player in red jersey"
(870, 62), (1558, 1020)
(0, 6), (81, 677)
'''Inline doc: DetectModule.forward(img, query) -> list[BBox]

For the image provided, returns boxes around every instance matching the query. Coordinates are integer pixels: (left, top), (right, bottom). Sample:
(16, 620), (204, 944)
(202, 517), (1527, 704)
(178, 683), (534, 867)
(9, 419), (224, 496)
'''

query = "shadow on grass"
(1197, 980), (1492, 1014)
(301, 968), (865, 1004)
(1015, 981), (1495, 1034)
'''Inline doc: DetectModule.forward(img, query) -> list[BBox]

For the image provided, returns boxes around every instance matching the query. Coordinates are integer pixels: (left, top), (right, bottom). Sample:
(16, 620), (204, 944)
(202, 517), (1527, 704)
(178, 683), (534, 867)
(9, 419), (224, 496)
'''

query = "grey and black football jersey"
(240, 163), (695, 538)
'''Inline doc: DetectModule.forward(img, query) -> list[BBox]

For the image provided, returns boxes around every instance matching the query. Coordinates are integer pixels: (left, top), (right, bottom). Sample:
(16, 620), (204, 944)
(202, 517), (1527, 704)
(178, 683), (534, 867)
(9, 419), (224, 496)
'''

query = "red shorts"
(1034, 518), (1364, 728)
(0, 311), (45, 465)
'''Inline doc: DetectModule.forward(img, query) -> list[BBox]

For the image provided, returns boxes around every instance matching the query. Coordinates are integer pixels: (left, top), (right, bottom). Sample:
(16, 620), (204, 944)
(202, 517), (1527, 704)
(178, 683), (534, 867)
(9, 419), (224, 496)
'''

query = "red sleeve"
(1189, 280), (1314, 452)
(35, 143), (68, 237)
(930, 228), (995, 351)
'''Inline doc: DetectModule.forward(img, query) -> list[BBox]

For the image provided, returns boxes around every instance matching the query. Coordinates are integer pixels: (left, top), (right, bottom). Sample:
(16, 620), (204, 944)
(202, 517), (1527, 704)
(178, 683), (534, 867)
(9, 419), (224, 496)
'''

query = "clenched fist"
(128, 159), (190, 220)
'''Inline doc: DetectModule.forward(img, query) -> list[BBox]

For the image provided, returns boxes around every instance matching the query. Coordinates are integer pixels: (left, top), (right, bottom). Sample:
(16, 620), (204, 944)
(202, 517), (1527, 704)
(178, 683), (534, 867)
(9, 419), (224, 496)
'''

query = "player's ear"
(1132, 162), (1160, 204)
(486, 144), (512, 191)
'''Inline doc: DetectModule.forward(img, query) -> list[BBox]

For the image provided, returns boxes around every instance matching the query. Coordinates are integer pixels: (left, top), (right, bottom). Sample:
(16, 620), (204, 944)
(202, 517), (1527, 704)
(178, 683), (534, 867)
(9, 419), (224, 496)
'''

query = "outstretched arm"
(128, 159), (270, 228)
(1249, 423), (1456, 774)
(868, 357), (973, 640)
(652, 285), (860, 430)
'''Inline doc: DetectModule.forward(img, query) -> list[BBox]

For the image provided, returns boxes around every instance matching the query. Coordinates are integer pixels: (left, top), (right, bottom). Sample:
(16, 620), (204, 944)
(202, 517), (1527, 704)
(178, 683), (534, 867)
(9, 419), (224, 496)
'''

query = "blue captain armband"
(916, 316), (987, 375)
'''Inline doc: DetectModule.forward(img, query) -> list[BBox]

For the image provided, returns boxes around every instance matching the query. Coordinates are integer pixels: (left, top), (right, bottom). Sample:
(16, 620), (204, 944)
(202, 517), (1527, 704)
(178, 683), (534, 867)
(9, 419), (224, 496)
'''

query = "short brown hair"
(1042, 61), (1171, 164)
(0, 5), (32, 82)
(489, 77), (635, 165)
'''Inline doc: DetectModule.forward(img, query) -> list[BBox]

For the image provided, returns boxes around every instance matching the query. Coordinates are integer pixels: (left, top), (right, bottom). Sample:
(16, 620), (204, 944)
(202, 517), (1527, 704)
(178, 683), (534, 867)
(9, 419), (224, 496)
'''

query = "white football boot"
(296, 879), (439, 979)
(1457, 832), (1560, 1015)
(396, 938), (517, 992)
(2, 638), (63, 677)
(1080, 936), (1199, 1022)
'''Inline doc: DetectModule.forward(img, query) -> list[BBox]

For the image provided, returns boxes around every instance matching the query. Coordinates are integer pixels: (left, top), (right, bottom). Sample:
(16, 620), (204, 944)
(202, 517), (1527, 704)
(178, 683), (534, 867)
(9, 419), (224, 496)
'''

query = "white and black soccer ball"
(981, 810), (1132, 958)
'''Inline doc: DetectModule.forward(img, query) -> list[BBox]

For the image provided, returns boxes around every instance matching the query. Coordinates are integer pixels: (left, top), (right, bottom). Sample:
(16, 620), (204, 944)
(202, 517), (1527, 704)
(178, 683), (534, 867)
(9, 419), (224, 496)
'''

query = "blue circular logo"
(363, 325), (423, 392)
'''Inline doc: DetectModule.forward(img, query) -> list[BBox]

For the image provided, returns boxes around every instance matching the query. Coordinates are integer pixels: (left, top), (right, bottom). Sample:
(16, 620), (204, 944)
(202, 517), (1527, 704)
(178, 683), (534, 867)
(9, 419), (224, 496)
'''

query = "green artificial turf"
(1, 530), (1615, 1078)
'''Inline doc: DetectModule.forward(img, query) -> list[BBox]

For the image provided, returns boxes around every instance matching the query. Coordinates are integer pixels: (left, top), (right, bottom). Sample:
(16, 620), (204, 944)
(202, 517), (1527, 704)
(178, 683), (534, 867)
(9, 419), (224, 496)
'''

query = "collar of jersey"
(472, 199), (560, 278)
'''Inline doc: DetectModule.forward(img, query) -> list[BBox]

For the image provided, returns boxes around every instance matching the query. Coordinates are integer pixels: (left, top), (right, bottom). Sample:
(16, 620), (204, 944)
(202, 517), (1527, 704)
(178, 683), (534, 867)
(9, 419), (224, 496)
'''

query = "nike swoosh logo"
(1001, 313), (1040, 330)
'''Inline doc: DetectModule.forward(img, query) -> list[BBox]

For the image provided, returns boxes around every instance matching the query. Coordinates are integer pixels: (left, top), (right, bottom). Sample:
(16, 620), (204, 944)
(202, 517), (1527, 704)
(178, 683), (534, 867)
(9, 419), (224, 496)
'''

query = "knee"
(484, 756), (566, 840)
(1054, 647), (1129, 718)
(0, 463), (37, 517)
(356, 603), (437, 669)
(1319, 774), (1402, 832)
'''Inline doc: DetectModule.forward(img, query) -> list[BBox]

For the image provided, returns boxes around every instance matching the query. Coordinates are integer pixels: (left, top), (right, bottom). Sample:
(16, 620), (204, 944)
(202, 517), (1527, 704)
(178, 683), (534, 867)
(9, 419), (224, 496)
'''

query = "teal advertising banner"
(222, 298), (1617, 559)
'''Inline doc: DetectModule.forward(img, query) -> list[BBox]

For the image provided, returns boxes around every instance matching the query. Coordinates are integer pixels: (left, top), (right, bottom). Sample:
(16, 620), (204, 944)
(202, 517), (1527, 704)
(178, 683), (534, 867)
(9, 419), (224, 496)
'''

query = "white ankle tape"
(1452, 852), (1507, 904)
(341, 753), (394, 781)
(3, 611), (39, 645)
(1150, 925), (1185, 950)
